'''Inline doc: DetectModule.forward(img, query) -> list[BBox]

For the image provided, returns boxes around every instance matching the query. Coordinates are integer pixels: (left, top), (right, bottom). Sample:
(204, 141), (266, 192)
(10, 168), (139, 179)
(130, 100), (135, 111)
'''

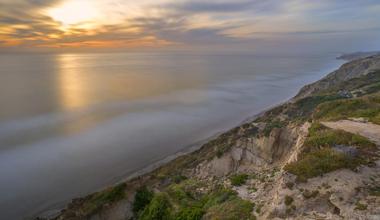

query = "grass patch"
(303, 123), (375, 152)
(203, 197), (255, 220)
(230, 174), (249, 186)
(313, 95), (380, 125)
(284, 148), (362, 182)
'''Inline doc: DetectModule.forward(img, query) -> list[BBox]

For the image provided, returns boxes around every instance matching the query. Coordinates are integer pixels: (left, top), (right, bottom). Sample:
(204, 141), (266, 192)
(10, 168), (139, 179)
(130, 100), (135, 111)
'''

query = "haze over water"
(0, 52), (343, 219)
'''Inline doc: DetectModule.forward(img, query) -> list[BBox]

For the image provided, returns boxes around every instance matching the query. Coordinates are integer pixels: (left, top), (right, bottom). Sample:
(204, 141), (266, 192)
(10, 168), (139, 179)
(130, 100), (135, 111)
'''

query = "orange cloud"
(35, 36), (177, 48)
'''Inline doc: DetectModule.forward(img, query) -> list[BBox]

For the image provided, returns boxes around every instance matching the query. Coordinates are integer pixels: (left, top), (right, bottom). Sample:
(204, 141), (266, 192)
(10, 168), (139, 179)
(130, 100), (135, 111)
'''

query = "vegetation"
(302, 189), (319, 199)
(284, 195), (294, 206)
(133, 186), (154, 215)
(81, 183), (126, 215)
(320, 70), (380, 96)
(284, 148), (362, 182)
(135, 179), (255, 220)
(313, 96), (380, 124)
(172, 175), (188, 184)
(285, 182), (294, 189)
(203, 198), (255, 220)
(355, 201), (367, 211)
(174, 207), (204, 220)
(290, 95), (342, 120)
(229, 174), (249, 186)
(263, 120), (286, 136)
(303, 123), (375, 153)
(139, 193), (172, 220)
(368, 185), (380, 196)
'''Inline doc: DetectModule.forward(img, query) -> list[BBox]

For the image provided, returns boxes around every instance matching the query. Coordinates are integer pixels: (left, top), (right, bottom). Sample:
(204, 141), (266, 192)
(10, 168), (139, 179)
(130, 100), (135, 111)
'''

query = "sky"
(1, 0), (380, 53)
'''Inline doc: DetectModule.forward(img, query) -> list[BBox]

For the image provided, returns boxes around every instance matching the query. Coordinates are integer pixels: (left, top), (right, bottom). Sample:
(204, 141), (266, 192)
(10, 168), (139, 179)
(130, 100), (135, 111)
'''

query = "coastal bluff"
(41, 54), (380, 220)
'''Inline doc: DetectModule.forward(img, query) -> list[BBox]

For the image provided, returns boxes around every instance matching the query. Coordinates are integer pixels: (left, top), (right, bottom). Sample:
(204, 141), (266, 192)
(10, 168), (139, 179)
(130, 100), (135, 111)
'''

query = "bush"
(201, 188), (236, 210)
(230, 174), (249, 186)
(355, 201), (367, 210)
(133, 186), (154, 215)
(302, 189), (319, 199)
(368, 186), (380, 196)
(81, 183), (126, 215)
(284, 195), (294, 206)
(139, 193), (172, 220)
(285, 182), (294, 190)
(172, 175), (187, 184)
(263, 120), (285, 136)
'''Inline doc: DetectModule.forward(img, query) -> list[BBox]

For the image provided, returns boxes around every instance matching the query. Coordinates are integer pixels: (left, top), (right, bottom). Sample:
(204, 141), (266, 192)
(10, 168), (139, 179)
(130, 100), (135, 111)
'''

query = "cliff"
(44, 55), (380, 220)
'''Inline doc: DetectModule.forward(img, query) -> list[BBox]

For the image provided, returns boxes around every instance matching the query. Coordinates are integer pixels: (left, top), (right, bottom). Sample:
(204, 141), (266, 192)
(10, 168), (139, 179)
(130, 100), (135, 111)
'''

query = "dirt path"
(321, 120), (380, 145)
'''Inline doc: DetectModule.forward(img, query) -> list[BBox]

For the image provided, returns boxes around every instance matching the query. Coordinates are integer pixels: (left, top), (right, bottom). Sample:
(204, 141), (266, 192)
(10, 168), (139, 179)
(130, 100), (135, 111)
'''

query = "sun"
(46, 0), (100, 28)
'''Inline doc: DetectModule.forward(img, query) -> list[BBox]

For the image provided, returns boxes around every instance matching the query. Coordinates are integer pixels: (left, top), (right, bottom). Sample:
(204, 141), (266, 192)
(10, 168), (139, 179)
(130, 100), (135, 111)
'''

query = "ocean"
(0, 52), (343, 219)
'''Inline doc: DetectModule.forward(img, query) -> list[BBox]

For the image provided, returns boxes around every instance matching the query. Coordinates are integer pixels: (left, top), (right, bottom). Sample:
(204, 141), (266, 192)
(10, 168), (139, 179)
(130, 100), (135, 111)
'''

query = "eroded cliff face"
(47, 55), (380, 220)
(194, 123), (302, 178)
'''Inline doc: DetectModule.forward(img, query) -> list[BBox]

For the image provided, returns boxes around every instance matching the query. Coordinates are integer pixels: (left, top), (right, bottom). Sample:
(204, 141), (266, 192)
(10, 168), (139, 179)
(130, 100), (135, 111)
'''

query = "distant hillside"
(337, 51), (380, 61)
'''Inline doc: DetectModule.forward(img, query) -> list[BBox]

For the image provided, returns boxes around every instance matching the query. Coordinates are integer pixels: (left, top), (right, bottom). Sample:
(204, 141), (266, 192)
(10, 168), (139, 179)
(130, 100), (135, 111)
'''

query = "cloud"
(1, 0), (380, 51)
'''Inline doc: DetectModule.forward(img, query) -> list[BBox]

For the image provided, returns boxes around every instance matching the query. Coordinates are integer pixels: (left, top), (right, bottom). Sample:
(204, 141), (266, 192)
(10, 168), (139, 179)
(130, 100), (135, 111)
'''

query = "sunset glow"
(46, 0), (101, 28)
(1, 0), (380, 51)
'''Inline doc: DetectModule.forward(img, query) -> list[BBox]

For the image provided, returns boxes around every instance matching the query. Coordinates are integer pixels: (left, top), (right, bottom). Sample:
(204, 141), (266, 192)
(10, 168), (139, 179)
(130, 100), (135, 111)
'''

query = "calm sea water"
(0, 52), (343, 219)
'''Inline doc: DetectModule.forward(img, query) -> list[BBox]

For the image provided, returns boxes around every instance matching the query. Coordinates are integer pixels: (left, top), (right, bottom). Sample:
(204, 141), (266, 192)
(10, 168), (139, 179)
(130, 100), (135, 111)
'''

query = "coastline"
(35, 57), (348, 219)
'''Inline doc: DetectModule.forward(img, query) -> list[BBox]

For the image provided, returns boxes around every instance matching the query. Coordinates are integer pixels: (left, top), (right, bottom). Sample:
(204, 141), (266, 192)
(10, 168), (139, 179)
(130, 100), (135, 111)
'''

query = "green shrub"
(355, 201), (367, 210)
(172, 175), (188, 184)
(167, 184), (193, 206)
(202, 188), (237, 209)
(284, 195), (293, 206)
(82, 183), (126, 215)
(263, 120), (285, 136)
(161, 182), (254, 220)
(302, 189), (319, 199)
(285, 182), (294, 190)
(139, 193), (172, 220)
(284, 148), (361, 182)
(230, 174), (249, 186)
(216, 148), (224, 158)
(133, 186), (154, 215)
(255, 203), (263, 214)
(368, 186), (380, 196)
(292, 95), (342, 120)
